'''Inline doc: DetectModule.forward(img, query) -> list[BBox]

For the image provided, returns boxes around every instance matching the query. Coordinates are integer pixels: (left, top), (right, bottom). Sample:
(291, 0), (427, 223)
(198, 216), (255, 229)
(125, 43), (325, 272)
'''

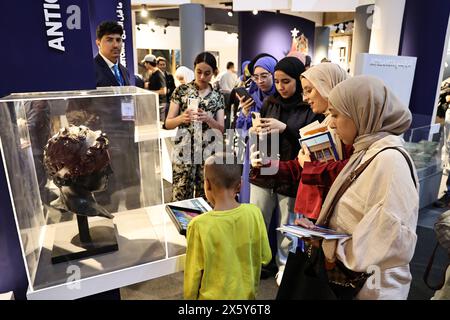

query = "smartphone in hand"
(235, 87), (251, 101)
(251, 112), (261, 127)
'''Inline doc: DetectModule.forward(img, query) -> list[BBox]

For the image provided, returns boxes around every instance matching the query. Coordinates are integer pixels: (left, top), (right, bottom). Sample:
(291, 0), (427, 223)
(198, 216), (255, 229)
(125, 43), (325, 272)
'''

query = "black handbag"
(276, 246), (336, 300)
(276, 244), (372, 300)
(276, 147), (417, 300)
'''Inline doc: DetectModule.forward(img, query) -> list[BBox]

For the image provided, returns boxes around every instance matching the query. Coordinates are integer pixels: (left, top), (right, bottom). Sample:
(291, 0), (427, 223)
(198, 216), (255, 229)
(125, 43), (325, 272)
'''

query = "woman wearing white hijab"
(317, 75), (419, 299)
(174, 66), (195, 87)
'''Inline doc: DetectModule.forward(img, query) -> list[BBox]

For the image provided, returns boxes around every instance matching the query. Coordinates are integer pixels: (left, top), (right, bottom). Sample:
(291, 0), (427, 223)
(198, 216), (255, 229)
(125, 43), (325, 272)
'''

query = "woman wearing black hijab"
(249, 57), (324, 284)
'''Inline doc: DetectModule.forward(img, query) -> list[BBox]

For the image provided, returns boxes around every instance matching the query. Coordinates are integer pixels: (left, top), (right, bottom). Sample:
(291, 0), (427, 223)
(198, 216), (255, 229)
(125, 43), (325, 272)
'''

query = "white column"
(369, 0), (406, 55)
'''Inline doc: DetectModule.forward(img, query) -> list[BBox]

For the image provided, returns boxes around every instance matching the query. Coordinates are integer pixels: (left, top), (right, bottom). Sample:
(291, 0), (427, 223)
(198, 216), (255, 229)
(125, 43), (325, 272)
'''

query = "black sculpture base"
(51, 217), (118, 264)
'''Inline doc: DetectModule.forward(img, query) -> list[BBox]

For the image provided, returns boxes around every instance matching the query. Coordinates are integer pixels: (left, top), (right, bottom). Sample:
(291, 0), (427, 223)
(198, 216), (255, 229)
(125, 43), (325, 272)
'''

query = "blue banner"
(399, 0), (450, 128)
(0, 0), (96, 97)
(88, 0), (135, 85)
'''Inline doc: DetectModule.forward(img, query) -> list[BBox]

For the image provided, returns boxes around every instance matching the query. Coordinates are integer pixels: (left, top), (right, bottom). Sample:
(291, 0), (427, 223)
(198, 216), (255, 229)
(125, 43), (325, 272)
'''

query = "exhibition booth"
(0, 0), (449, 300)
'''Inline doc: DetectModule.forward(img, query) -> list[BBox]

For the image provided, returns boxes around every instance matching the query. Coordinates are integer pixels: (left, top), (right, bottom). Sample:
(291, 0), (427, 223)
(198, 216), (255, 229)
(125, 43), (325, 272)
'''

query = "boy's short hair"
(96, 21), (123, 40)
(204, 153), (242, 189)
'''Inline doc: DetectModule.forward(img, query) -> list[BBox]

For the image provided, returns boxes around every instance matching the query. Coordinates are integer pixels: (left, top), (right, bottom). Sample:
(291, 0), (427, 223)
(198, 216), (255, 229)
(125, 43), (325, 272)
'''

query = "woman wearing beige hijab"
(300, 62), (349, 156)
(317, 75), (419, 299)
(301, 62), (348, 118)
(295, 63), (351, 219)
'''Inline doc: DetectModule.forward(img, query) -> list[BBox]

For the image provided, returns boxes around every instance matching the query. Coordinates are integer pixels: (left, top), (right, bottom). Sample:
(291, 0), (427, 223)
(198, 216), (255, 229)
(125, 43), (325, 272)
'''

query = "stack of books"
(299, 121), (342, 162)
(277, 224), (350, 240)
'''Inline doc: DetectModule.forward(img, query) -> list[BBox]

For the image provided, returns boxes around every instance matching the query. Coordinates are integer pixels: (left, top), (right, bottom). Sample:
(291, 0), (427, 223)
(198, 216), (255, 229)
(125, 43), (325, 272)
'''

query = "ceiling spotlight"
(140, 5), (148, 18)
(228, 10), (233, 17)
(252, 9), (258, 15)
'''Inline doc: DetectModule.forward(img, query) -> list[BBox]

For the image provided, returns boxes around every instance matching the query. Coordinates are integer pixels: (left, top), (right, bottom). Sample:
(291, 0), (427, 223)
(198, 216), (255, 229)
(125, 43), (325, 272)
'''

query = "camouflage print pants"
(172, 163), (205, 201)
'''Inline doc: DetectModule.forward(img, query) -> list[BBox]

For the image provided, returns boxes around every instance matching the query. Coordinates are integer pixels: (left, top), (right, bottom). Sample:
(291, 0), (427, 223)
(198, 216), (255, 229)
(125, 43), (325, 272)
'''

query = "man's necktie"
(113, 64), (124, 86)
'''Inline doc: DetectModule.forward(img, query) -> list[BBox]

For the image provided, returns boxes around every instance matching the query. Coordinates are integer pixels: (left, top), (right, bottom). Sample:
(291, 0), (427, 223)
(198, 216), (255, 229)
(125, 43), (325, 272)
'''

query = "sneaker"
(433, 192), (450, 208)
(275, 269), (284, 286)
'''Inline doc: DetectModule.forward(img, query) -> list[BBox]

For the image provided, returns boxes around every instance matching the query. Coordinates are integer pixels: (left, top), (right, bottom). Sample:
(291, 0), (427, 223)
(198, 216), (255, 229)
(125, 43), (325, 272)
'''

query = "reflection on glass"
(0, 87), (165, 292)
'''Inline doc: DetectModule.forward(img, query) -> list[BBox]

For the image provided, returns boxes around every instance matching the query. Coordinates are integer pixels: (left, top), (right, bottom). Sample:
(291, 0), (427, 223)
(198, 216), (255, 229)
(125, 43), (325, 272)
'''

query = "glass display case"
(403, 124), (443, 208)
(0, 87), (210, 299)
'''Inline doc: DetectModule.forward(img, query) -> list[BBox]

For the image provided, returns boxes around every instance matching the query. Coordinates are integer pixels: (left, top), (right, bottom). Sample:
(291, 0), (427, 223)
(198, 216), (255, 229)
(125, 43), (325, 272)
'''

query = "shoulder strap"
(423, 242), (447, 290)
(322, 146), (417, 227)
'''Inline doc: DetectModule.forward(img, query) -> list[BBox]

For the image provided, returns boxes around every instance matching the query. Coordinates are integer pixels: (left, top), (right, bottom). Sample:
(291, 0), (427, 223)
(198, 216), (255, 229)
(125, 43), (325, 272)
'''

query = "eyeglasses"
(251, 72), (271, 82)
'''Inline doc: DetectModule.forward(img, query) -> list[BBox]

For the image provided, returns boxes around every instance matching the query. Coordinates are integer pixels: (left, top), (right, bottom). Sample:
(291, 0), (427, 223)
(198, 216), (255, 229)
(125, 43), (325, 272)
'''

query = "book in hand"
(172, 198), (209, 212)
(165, 204), (207, 236)
(299, 120), (342, 162)
(277, 224), (351, 240)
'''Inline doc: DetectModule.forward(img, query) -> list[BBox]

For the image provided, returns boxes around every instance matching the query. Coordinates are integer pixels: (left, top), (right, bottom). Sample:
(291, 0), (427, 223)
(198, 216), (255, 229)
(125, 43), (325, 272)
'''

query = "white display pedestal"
(419, 170), (443, 209)
(135, 125), (176, 184)
(26, 198), (211, 300)
(0, 291), (14, 300)
(160, 128), (177, 184)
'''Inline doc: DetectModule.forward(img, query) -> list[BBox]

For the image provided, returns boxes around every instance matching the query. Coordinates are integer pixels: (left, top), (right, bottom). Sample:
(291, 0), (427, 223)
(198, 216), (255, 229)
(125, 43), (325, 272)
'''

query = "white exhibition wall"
(354, 53), (417, 107)
(135, 24), (239, 73)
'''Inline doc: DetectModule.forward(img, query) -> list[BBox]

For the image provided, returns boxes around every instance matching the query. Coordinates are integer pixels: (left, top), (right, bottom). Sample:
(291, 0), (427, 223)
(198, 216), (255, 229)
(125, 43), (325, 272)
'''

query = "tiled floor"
(120, 178), (449, 300)
(121, 271), (279, 300)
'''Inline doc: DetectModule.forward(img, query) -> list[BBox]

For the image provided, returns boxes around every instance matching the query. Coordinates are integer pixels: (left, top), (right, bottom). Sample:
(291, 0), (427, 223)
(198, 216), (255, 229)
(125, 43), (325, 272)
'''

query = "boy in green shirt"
(184, 153), (272, 300)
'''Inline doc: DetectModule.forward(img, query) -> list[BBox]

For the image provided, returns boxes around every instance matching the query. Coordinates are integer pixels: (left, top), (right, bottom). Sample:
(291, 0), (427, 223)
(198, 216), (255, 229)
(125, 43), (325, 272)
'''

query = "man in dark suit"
(87, 21), (140, 212)
(94, 21), (130, 87)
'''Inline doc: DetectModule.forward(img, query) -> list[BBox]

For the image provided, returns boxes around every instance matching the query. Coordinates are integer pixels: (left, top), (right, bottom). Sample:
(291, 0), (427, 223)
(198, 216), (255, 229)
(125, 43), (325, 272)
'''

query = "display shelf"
(403, 124), (443, 208)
